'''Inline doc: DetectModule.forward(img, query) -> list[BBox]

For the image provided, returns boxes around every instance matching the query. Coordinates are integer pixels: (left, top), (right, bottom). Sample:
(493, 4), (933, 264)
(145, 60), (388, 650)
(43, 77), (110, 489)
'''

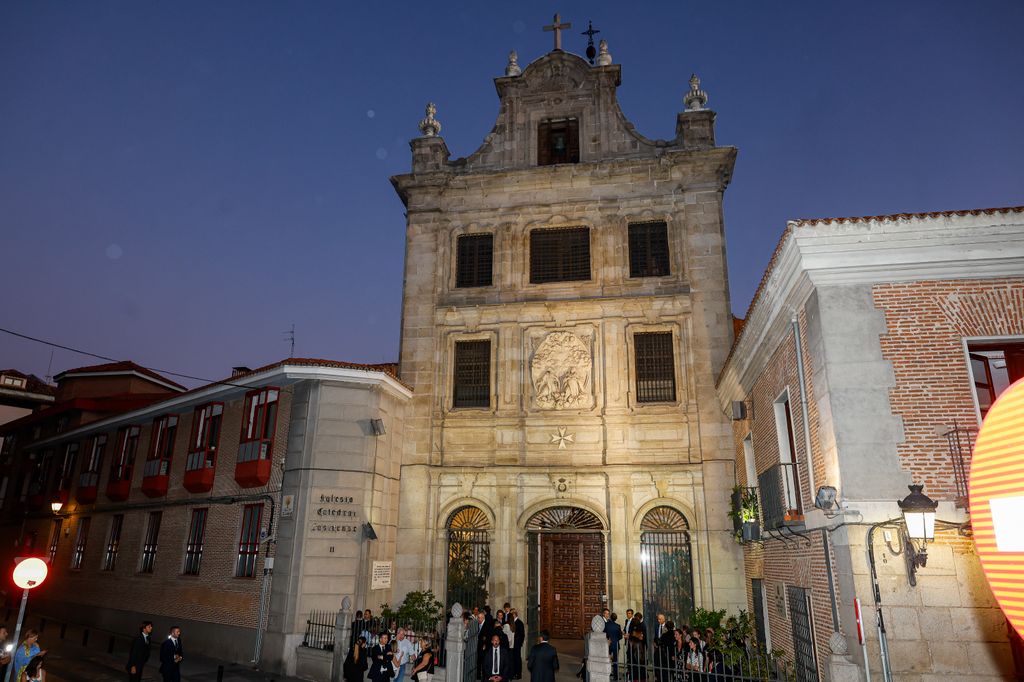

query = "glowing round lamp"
(970, 377), (1024, 639)
(12, 557), (48, 590)
(898, 485), (938, 541)
(50, 500), (63, 513)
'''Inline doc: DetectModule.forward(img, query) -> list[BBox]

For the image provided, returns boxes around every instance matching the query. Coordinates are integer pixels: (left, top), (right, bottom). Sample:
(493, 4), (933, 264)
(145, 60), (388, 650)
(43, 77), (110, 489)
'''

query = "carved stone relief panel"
(530, 330), (594, 410)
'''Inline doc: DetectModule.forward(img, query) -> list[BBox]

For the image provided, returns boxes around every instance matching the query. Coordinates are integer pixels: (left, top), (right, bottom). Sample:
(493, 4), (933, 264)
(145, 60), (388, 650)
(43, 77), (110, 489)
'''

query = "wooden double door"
(539, 532), (606, 639)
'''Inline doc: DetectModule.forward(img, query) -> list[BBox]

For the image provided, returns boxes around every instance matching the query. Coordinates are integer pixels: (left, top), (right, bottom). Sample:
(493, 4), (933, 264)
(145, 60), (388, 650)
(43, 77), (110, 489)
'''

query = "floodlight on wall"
(370, 418), (386, 436)
(730, 401), (747, 420)
(814, 486), (837, 510)
(363, 522), (378, 541)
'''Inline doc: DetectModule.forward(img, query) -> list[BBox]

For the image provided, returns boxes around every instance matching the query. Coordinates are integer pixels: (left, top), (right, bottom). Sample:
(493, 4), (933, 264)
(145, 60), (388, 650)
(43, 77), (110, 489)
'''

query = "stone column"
(332, 597), (354, 682)
(445, 604), (467, 682)
(585, 615), (611, 682)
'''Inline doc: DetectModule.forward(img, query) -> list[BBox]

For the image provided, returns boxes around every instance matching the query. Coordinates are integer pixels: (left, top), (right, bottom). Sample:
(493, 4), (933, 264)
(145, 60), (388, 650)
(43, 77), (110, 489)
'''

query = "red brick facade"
(873, 277), (1024, 499)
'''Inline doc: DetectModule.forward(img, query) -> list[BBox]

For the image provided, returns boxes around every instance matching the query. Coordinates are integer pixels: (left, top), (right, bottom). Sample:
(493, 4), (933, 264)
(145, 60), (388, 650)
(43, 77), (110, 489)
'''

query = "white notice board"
(371, 560), (393, 590)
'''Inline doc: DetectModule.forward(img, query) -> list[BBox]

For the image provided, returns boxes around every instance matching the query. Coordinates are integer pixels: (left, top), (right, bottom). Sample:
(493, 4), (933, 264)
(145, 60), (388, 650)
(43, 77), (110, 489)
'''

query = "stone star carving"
(550, 427), (575, 449)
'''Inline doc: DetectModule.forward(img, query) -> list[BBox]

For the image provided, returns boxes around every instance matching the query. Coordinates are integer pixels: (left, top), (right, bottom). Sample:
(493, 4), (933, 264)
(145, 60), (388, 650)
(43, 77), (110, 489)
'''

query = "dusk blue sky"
(2, 1), (1022, 387)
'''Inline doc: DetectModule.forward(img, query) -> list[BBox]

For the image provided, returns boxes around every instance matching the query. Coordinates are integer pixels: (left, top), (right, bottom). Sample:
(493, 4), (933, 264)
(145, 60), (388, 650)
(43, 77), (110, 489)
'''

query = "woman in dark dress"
(344, 636), (369, 682)
(411, 637), (435, 682)
(628, 612), (647, 682)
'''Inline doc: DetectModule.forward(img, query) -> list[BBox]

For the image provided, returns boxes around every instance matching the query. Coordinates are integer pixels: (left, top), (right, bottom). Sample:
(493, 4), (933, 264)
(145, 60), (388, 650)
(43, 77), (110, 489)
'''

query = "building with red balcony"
(0, 358), (410, 676)
(717, 206), (1024, 681)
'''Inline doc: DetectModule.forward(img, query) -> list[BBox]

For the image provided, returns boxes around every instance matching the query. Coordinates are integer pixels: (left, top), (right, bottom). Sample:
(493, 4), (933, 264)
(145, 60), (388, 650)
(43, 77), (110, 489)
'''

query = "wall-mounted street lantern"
(897, 484), (938, 581)
(50, 500), (63, 514)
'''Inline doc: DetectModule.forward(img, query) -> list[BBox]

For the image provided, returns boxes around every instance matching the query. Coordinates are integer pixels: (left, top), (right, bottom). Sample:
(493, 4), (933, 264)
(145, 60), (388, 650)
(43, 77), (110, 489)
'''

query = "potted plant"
(728, 486), (761, 543)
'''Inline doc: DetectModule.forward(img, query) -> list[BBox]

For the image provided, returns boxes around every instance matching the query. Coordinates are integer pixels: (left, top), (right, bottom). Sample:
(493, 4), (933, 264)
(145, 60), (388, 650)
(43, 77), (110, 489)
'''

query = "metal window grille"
(537, 118), (580, 166)
(140, 511), (161, 574)
(628, 222), (671, 278)
(453, 340), (491, 408)
(530, 227), (590, 284)
(183, 508), (208, 575)
(103, 514), (124, 571)
(634, 332), (676, 402)
(236, 504), (263, 578)
(456, 234), (494, 288)
(944, 422), (977, 508)
(751, 579), (767, 649)
(787, 586), (819, 682)
(48, 519), (62, 564)
(757, 462), (802, 530)
(446, 506), (491, 610)
(71, 517), (90, 569)
(640, 507), (695, 655)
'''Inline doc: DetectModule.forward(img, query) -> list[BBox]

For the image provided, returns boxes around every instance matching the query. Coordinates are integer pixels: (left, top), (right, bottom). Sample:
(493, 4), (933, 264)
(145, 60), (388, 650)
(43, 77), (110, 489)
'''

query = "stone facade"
(717, 207), (1024, 680)
(391, 48), (745, 626)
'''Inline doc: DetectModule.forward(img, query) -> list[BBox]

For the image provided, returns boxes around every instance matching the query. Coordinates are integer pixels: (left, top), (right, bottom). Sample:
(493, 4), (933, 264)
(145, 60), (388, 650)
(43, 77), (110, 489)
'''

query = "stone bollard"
(332, 596), (354, 682)
(585, 615), (611, 682)
(444, 603), (467, 682)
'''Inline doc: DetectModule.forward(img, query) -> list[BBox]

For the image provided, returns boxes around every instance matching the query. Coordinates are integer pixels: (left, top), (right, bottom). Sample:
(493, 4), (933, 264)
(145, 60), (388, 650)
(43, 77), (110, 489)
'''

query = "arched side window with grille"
(446, 506), (491, 611)
(640, 506), (694, 630)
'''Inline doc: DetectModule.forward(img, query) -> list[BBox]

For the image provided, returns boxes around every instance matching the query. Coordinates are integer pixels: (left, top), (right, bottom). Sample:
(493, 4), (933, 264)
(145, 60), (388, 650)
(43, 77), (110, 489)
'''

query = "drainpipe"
(790, 315), (817, 505)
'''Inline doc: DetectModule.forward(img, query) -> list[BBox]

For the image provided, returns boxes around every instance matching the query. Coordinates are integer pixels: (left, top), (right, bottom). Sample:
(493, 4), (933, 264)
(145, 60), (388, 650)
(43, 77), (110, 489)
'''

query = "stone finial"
(829, 631), (848, 656)
(451, 602), (464, 618)
(591, 615), (606, 632)
(342, 595), (352, 611)
(596, 39), (612, 66)
(505, 50), (522, 77)
(418, 102), (442, 137)
(684, 73), (708, 111)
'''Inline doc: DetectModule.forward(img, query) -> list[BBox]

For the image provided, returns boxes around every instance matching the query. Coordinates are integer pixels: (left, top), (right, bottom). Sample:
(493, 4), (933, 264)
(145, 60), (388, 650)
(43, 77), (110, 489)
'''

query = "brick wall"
(873, 278), (1024, 498)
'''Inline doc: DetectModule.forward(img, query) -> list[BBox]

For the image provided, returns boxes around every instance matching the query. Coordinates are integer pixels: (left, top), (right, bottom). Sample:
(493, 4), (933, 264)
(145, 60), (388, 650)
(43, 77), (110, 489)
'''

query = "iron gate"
(640, 507), (694, 649)
(787, 586), (819, 682)
(446, 506), (491, 611)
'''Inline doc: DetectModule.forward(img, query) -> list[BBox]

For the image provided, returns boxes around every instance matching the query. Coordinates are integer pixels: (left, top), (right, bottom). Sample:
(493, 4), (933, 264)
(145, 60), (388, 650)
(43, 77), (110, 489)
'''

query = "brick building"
(0, 358), (410, 674)
(716, 206), (1024, 680)
(0, 369), (55, 428)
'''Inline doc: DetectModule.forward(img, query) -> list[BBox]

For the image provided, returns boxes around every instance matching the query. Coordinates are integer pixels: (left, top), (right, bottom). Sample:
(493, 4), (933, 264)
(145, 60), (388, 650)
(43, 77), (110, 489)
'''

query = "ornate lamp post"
(6, 557), (48, 682)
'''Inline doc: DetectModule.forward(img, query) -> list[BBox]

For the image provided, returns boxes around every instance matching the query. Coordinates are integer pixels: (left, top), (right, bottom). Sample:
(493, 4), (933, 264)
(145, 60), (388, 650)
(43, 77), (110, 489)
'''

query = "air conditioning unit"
(731, 401), (747, 420)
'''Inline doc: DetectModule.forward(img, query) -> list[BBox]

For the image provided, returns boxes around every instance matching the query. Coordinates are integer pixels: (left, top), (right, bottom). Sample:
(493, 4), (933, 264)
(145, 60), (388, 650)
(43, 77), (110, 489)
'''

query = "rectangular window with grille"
(183, 508), (207, 575)
(530, 227), (590, 284)
(634, 332), (676, 403)
(140, 511), (161, 574)
(71, 517), (90, 569)
(48, 519), (62, 564)
(456, 234), (494, 288)
(628, 221), (671, 278)
(537, 118), (580, 166)
(236, 504), (263, 578)
(103, 514), (124, 571)
(453, 340), (491, 408)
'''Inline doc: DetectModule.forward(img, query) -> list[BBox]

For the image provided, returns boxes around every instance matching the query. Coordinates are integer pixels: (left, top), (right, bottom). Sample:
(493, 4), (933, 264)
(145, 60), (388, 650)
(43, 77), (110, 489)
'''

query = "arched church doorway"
(446, 506), (491, 611)
(525, 506), (606, 641)
(639, 506), (694, 637)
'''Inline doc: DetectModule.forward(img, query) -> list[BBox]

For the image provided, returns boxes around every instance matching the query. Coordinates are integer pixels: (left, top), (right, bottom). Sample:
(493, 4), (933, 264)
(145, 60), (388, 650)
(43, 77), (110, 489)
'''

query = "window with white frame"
(967, 339), (1024, 420)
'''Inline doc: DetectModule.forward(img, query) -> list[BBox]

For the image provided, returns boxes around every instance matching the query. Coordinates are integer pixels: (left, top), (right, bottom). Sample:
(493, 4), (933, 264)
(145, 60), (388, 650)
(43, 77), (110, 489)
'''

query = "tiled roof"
(718, 205), (1024, 385)
(54, 361), (186, 390)
(0, 369), (56, 396)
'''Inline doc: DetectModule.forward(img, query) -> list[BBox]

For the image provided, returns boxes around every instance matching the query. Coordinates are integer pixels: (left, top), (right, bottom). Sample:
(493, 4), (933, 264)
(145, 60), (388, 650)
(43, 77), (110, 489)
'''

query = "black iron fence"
(302, 609), (336, 651)
(622, 638), (799, 682)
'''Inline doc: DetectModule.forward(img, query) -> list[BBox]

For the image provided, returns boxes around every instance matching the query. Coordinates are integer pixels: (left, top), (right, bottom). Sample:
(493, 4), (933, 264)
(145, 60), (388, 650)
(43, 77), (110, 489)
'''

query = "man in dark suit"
(604, 612), (622, 681)
(369, 632), (395, 682)
(126, 620), (153, 682)
(509, 609), (526, 680)
(477, 608), (494, 680)
(484, 634), (512, 682)
(159, 625), (183, 682)
(653, 619), (674, 682)
(527, 631), (559, 682)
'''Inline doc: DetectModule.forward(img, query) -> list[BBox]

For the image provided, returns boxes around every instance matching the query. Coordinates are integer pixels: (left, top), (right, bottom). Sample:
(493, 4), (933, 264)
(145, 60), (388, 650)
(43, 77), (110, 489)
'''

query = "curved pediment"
(512, 50), (597, 95)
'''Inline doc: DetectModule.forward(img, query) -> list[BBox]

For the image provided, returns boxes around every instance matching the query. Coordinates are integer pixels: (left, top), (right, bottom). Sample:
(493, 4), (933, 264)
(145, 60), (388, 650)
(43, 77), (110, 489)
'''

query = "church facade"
(390, 43), (745, 637)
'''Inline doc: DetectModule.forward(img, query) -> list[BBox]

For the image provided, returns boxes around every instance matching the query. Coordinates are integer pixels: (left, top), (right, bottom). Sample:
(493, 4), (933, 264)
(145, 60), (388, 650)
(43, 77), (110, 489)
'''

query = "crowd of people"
(343, 609), (438, 682)
(601, 609), (737, 682)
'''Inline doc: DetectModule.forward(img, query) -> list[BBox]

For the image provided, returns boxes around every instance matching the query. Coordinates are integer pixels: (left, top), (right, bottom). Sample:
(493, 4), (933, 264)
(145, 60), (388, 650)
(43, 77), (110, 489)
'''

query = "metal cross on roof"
(543, 13), (572, 51)
(581, 20), (600, 64)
